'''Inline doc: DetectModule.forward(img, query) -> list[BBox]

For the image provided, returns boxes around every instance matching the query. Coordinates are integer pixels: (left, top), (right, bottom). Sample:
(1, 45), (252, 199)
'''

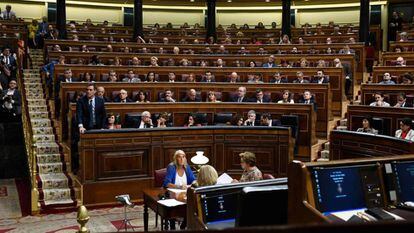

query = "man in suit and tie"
(159, 89), (176, 102)
(312, 70), (329, 84)
(77, 84), (106, 134)
(244, 110), (258, 126)
(293, 71), (309, 84)
(231, 86), (250, 103)
(201, 71), (215, 83)
(122, 70), (141, 83)
(260, 113), (281, 127)
(1, 5), (16, 20)
(300, 90), (317, 111)
(1, 47), (17, 79)
(96, 86), (110, 102)
(394, 93), (413, 108)
(113, 89), (132, 103)
(254, 89), (271, 103)
(2, 79), (21, 115)
(272, 72), (288, 84)
(334, 58), (353, 96)
(139, 111), (154, 128)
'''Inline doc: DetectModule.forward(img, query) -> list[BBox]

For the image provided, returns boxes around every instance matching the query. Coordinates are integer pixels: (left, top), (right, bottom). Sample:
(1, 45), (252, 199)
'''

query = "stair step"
(39, 174), (69, 189)
(29, 106), (48, 112)
(38, 162), (63, 174)
(37, 153), (62, 163)
(31, 119), (51, 128)
(42, 188), (73, 204)
(35, 143), (60, 154)
(32, 127), (54, 135)
(30, 112), (49, 119)
(27, 99), (47, 106)
(33, 134), (55, 143)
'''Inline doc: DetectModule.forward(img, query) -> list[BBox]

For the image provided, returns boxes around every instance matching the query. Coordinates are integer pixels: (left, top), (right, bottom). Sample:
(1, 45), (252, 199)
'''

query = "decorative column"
(133, 0), (144, 40)
(281, 0), (292, 38)
(359, 0), (370, 45)
(56, 0), (67, 39)
(206, 0), (217, 42)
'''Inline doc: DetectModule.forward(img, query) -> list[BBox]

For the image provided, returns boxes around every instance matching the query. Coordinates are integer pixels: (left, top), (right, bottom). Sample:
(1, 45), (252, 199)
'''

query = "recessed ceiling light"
(190, 0), (195, 2)
(227, 0), (232, 2)
(265, 0), (270, 2)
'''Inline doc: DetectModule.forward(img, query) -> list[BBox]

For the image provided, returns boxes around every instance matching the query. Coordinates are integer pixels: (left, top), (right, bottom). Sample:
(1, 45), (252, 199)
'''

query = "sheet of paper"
(167, 188), (187, 194)
(157, 199), (186, 207)
(217, 173), (233, 184)
(330, 208), (367, 221)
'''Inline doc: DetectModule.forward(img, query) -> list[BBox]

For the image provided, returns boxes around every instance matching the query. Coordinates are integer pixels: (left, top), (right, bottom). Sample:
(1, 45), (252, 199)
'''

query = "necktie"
(238, 97), (242, 102)
(89, 99), (96, 128)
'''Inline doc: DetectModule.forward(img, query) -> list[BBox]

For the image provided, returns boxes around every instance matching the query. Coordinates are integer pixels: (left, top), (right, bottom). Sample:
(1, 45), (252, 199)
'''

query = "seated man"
(395, 118), (414, 141)
(56, 68), (77, 97)
(96, 86), (110, 102)
(299, 90), (317, 111)
(139, 111), (154, 128)
(168, 72), (176, 82)
(182, 89), (201, 102)
(378, 73), (396, 85)
(369, 92), (390, 107)
(228, 72), (239, 83)
(262, 55), (276, 68)
(201, 71), (215, 83)
(260, 113), (281, 127)
(122, 70), (141, 83)
(231, 86), (250, 102)
(254, 89), (271, 103)
(271, 72), (287, 84)
(394, 93), (412, 108)
(108, 70), (118, 82)
(159, 89), (176, 103)
(113, 89), (132, 103)
(244, 110), (257, 126)
(396, 56), (406, 66)
(312, 70), (329, 84)
(293, 71), (309, 84)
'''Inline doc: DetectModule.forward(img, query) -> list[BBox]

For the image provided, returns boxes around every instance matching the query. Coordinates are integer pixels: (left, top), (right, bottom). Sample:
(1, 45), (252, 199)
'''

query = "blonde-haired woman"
(163, 150), (196, 189)
(194, 165), (218, 187)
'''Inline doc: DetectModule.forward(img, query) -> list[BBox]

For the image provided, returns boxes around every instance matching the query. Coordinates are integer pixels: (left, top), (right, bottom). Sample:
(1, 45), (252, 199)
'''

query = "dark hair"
(136, 90), (148, 101)
(401, 118), (413, 127)
(261, 113), (271, 120)
(362, 116), (373, 126)
(256, 89), (263, 94)
(86, 83), (96, 90)
(374, 92), (384, 97)
(398, 92), (407, 99)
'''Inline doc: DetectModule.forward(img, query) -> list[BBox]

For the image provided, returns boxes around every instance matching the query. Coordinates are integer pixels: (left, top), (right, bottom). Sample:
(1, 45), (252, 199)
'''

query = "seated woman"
(136, 90), (150, 103)
(192, 165), (218, 187)
(277, 90), (294, 104)
(232, 115), (244, 126)
(233, 152), (263, 182)
(395, 118), (414, 141)
(163, 150), (196, 189)
(207, 91), (221, 103)
(356, 116), (378, 134)
(184, 114), (201, 127)
(106, 113), (116, 129)
(145, 72), (158, 82)
(157, 112), (170, 128)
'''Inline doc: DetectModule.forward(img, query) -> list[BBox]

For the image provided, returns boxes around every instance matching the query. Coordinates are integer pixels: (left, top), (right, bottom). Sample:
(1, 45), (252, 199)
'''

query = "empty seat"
(214, 113), (233, 126)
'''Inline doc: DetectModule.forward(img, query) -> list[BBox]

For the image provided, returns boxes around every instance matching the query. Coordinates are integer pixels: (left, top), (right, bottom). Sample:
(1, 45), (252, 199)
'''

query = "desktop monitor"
(200, 191), (238, 227)
(311, 164), (381, 214)
(392, 161), (414, 203)
(235, 185), (288, 227)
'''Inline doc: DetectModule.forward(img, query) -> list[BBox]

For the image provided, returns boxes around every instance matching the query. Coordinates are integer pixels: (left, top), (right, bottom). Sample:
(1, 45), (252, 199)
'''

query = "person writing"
(163, 150), (196, 189)
(233, 151), (263, 182)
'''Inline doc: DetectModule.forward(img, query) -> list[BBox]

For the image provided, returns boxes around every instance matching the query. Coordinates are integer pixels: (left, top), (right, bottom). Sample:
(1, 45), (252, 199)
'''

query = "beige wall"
(217, 10), (282, 26)
(297, 7), (360, 25)
(143, 9), (204, 26)
(66, 5), (123, 24)
(0, 1), (46, 21)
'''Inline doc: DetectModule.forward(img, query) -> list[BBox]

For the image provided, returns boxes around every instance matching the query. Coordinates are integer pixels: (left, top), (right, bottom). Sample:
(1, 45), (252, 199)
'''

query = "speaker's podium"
(186, 178), (288, 230)
(288, 154), (414, 224)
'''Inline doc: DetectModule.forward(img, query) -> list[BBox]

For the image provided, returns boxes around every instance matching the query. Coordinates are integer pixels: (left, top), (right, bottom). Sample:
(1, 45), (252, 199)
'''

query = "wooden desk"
(143, 188), (186, 232)
(360, 84), (414, 106)
(78, 127), (294, 206)
(372, 66), (414, 84)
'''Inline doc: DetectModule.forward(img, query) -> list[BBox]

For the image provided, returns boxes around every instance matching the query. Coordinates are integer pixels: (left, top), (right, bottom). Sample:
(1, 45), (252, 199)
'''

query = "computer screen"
(200, 192), (238, 224)
(392, 161), (414, 202)
(311, 164), (378, 213)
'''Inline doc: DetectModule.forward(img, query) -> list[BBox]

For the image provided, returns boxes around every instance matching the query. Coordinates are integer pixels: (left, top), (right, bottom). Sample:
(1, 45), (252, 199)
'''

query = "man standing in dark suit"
(2, 79), (21, 115)
(1, 47), (17, 80)
(254, 89), (271, 103)
(77, 83), (106, 134)
(260, 113), (281, 127)
(230, 86), (250, 103)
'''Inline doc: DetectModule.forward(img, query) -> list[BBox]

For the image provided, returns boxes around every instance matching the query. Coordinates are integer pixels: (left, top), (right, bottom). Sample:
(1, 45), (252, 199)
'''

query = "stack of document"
(217, 173), (233, 184)
(157, 199), (186, 207)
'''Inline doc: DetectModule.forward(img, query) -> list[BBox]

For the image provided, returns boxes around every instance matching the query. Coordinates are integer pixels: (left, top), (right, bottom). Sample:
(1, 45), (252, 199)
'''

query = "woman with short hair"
(193, 165), (218, 187)
(233, 151), (263, 182)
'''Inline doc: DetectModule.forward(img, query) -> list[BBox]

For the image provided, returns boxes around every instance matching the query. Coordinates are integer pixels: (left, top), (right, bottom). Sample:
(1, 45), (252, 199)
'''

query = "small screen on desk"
(311, 165), (376, 213)
(393, 161), (414, 202)
(200, 192), (237, 224)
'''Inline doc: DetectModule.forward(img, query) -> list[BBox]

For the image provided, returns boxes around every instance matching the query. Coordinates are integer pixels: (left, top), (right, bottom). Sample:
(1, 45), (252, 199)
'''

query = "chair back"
(154, 168), (167, 187)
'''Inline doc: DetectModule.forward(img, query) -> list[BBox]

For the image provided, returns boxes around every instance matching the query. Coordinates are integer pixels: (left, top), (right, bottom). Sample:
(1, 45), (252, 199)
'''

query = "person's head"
(173, 150), (187, 167)
(282, 90), (291, 101)
(86, 83), (96, 99)
(361, 116), (372, 129)
(216, 58), (223, 66)
(127, 70), (135, 79)
(247, 110), (256, 122)
(64, 68), (72, 79)
(131, 57), (140, 65)
(165, 89), (173, 98)
(237, 86), (246, 98)
(187, 73), (196, 82)
(187, 89), (197, 100)
(395, 47), (402, 53)
(273, 72), (281, 81)
(83, 72), (93, 82)
(119, 89), (128, 100)
(173, 46), (180, 54)
(374, 92), (384, 102)
(6, 5), (11, 12)
(8, 79), (17, 90)
(303, 90), (312, 100)
(383, 73), (391, 81)
(205, 71), (212, 80)
(397, 92), (407, 104)
(150, 56), (158, 65)
(249, 61), (256, 67)
(296, 71), (304, 79)
(317, 70), (324, 78)
(197, 165), (218, 187)
(219, 45), (225, 52)
(107, 113), (115, 125)
(168, 72), (176, 81)
(146, 72), (155, 82)
(402, 73), (413, 84)
(260, 113), (271, 126)
(137, 90), (148, 101)
(96, 86), (105, 97)
(256, 89), (264, 100)
(208, 91), (217, 102)
(158, 112), (169, 125)
(109, 70), (117, 82)
(163, 37), (169, 44)
(282, 34), (289, 42)
(300, 58), (308, 67)
(239, 151), (257, 170)
(396, 57), (405, 66)
(141, 111), (151, 124)
(400, 118), (413, 132)
(230, 72), (238, 81)
(267, 55), (275, 63)
(326, 37), (332, 44)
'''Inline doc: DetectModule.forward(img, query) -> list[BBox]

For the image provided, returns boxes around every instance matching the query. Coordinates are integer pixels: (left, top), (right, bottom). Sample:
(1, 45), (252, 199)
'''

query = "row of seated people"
(48, 43), (356, 56)
(373, 72), (413, 85)
(71, 86), (315, 106)
(355, 116), (414, 141)
(51, 53), (351, 69)
(368, 92), (413, 108)
(103, 109), (288, 130)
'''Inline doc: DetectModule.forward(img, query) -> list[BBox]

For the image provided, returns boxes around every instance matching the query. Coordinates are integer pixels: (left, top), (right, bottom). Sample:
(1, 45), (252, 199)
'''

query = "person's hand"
(232, 179), (239, 183)
(45, 71), (50, 77)
(79, 127), (86, 134)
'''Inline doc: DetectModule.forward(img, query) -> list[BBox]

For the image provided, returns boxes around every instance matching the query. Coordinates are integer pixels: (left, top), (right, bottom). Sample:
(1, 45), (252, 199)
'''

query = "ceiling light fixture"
(227, 0), (232, 2)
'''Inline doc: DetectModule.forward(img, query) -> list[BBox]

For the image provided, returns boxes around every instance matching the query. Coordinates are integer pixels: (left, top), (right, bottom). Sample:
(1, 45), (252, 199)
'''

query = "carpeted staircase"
(22, 49), (76, 212)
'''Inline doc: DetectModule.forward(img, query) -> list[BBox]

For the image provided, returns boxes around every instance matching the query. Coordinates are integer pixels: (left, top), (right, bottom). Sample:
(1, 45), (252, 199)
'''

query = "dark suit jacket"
(55, 75), (78, 97)
(272, 78), (288, 84)
(255, 96), (271, 103)
(230, 96), (251, 103)
(299, 98), (318, 112)
(293, 79), (310, 84)
(182, 96), (202, 102)
(200, 77), (216, 83)
(401, 102), (413, 108)
(2, 89), (21, 107)
(342, 63), (352, 79)
(311, 77), (330, 84)
(76, 96), (106, 130)
(113, 97), (133, 103)
(159, 98), (176, 102)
